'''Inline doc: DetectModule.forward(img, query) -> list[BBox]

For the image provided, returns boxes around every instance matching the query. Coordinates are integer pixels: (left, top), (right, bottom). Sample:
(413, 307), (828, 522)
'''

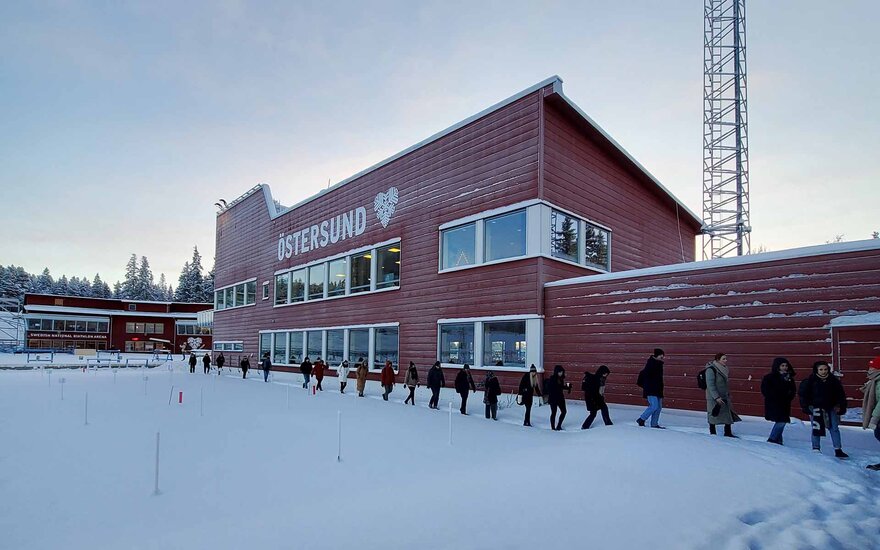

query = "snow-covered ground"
(1, 361), (879, 550)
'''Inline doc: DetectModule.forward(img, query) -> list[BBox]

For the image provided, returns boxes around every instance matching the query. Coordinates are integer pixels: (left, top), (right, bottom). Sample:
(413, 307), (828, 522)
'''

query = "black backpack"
(696, 366), (715, 390)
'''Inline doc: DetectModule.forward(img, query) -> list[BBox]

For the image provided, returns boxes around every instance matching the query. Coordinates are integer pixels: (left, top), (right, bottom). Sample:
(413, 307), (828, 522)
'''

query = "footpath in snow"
(1, 361), (878, 550)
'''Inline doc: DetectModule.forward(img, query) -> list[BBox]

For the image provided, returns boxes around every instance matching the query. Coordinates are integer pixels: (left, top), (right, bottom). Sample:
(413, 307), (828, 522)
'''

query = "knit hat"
(870, 356), (880, 370)
(653, 348), (665, 357)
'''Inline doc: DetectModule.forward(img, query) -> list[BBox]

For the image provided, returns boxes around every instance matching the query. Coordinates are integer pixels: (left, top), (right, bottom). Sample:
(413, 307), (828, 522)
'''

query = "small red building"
(22, 294), (213, 353)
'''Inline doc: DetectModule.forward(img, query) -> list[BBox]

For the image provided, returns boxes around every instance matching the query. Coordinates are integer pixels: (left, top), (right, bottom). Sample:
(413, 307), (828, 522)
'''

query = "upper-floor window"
(376, 244), (400, 289)
(441, 223), (476, 269)
(262, 281), (270, 300)
(308, 264), (325, 300)
(484, 210), (526, 262)
(274, 273), (289, 306)
(584, 221), (610, 271)
(350, 252), (371, 294)
(290, 269), (306, 303)
(551, 210), (579, 263)
(327, 258), (347, 297)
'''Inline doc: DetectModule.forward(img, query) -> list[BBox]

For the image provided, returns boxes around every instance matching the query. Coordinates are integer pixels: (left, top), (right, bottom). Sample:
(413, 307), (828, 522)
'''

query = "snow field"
(1, 363), (878, 550)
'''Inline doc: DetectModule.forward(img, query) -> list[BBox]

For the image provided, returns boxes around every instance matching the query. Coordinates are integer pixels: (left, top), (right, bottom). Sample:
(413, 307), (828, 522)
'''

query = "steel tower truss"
(703, 0), (750, 259)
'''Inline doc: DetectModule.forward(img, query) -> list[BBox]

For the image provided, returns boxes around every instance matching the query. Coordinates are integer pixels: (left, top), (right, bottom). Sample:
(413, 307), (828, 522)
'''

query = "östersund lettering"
(277, 206), (368, 261)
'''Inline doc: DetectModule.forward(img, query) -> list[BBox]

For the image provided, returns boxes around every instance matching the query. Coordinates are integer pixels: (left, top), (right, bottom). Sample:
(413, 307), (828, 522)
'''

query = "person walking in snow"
(581, 365), (613, 429)
(216, 352), (225, 374)
(202, 353), (211, 374)
(337, 360), (351, 394)
(404, 362), (419, 405)
(427, 361), (445, 409)
(483, 371), (502, 420)
(380, 360), (396, 401)
(799, 361), (849, 458)
(454, 364), (476, 414)
(636, 349), (665, 428)
(518, 364), (542, 426)
(355, 357), (368, 397)
(261, 352), (271, 382)
(545, 365), (571, 430)
(188, 353), (197, 374)
(240, 355), (250, 379)
(705, 353), (740, 437)
(761, 357), (797, 445)
(313, 357), (325, 391)
(300, 356), (313, 388)
(861, 356), (880, 470)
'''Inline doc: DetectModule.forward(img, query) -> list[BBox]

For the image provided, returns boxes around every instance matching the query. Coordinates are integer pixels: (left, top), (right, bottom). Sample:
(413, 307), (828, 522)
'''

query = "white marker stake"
(60, 378), (65, 401)
(286, 385), (290, 409)
(144, 375), (149, 396)
(168, 385), (174, 406)
(48, 370), (51, 387)
(448, 402), (453, 446)
(84, 392), (89, 426)
(337, 410), (342, 462)
(153, 432), (161, 496)
(200, 387), (204, 417)
(113, 370), (117, 385)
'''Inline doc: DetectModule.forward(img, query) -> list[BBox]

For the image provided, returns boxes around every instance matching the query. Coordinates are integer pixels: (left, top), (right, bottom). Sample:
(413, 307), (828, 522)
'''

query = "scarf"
(712, 360), (730, 379)
(861, 369), (880, 429)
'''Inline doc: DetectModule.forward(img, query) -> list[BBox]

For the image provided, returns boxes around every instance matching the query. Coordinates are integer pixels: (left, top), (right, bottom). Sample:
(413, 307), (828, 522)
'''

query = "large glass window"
(259, 333), (272, 358)
(376, 244), (401, 289)
(306, 330), (323, 360)
(289, 332), (304, 364)
(235, 284), (245, 306)
(482, 321), (526, 368)
(41, 319), (54, 331)
(27, 318), (40, 331)
(53, 319), (65, 331)
(327, 258), (347, 297)
(439, 324), (475, 365)
(246, 281), (257, 304)
(584, 222), (611, 271)
(290, 269), (306, 303)
(215, 291), (225, 310)
(373, 327), (399, 370)
(484, 210), (526, 262)
(551, 210), (580, 263)
(224, 287), (234, 308)
(350, 253), (371, 294)
(348, 328), (370, 364)
(274, 273), (289, 306)
(65, 320), (76, 331)
(273, 332), (287, 365)
(326, 330), (344, 366)
(441, 223), (476, 269)
(97, 322), (109, 333)
(308, 264), (325, 300)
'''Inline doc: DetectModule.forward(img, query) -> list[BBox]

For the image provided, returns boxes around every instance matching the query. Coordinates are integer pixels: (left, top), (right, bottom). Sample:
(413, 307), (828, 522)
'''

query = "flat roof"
(24, 293), (211, 307)
(221, 76), (702, 227)
(24, 304), (200, 319)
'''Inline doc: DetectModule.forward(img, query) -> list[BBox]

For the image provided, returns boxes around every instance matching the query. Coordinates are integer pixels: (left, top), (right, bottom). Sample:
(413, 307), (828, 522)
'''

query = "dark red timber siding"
(543, 241), (880, 417)
(213, 76), (703, 389)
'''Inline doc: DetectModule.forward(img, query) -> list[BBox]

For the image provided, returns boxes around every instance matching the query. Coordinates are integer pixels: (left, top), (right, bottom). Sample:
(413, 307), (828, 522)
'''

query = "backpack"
(696, 366), (715, 390)
(636, 369), (646, 388)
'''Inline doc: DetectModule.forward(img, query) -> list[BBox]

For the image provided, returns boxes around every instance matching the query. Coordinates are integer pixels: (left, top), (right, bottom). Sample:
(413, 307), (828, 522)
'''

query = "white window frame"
(436, 314), (543, 372)
(260, 322), (399, 367)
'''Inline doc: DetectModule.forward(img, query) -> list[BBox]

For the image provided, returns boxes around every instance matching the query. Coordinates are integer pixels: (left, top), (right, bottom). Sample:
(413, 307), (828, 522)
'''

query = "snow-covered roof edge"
(24, 304), (200, 319)
(829, 312), (880, 327)
(546, 239), (880, 288)
(24, 293), (211, 306)
(227, 76), (698, 225)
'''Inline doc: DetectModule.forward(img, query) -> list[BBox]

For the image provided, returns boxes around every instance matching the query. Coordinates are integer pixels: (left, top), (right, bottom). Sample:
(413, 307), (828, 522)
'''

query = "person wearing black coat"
(300, 356), (313, 388)
(188, 353), (197, 374)
(454, 364), (476, 415)
(202, 353), (211, 374)
(427, 361), (445, 409)
(240, 355), (250, 379)
(261, 352), (272, 382)
(799, 361), (848, 458)
(484, 371), (502, 420)
(545, 365), (571, 430)
(518, 364), (542, 427)
(761, 357), (796, 445)
(636, 349), (665, 428)
(581, 365), (612, 429)
(216, 352), (225, 373)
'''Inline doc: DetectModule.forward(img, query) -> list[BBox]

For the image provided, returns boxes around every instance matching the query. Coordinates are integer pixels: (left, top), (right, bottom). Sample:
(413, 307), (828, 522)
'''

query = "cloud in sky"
(0, 1), (877, 284)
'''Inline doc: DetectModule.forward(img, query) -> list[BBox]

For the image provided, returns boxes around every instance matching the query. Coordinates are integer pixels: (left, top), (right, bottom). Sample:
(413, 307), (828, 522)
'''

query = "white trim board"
(545, 239), (880, 288)
(259, 322), (400, 334)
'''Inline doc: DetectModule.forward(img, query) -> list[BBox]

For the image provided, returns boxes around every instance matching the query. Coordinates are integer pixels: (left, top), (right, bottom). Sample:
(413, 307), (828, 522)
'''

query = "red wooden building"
(212, 75), (880, 416)
(23, 294), (213, 353)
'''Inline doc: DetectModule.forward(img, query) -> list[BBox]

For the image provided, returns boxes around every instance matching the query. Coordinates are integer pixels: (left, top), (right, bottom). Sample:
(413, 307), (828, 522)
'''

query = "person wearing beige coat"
(705, 353), (740, 437)
(355, 358), (369, 397)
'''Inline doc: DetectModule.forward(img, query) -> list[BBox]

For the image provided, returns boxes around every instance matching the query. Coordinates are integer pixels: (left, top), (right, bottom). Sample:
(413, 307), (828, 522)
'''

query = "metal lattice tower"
(702, 0), (750, 259)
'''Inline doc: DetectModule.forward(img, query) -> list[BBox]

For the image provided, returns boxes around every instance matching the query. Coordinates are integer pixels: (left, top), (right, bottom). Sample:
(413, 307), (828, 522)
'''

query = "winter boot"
(723, 424), (737, 438)
(637, 418), (646, 427)
(709, 424), (717, 435)
(834, 449), (849, 459)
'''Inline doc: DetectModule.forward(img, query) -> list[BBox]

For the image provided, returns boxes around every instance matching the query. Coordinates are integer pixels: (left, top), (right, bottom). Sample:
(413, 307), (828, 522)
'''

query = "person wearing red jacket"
(380, 360), (396, 401)
(313, 358), (325, 391)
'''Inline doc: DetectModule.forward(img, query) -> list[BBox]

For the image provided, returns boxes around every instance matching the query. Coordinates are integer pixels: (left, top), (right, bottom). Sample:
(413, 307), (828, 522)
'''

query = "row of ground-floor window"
(27, 339), (181, 352)
(254, 317), (542, 371)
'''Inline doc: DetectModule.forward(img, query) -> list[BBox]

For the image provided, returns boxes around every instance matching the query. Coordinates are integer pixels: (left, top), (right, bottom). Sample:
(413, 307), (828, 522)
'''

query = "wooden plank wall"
(544, 246), (880, 417)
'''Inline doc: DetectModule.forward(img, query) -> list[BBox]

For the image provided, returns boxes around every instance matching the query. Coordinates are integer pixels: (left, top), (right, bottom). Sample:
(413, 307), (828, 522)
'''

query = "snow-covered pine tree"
(157, 273), (168, 302)
(112, 281), (122, 299)
(33, 268), (55, 293)
(121, 254), (138, 299)
(132, 256), (156, 300)
(174, 261), (192, 302)
(201, 266), (215, 303)
(92, 274), (111, 298)
(54, 275), (70, 296)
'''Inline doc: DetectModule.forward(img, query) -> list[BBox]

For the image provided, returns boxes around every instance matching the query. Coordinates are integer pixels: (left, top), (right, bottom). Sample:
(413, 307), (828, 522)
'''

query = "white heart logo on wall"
(373, 187), (399, 228)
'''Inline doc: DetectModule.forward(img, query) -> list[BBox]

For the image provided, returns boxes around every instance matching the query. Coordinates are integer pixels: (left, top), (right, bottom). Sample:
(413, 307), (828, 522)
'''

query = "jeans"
(639, 396), (663, 427)
(812, 409), (842, 450)
(769, 421), (787, 443)
(459, 392), (469, 414)
(382, 384), (392, 400)
(302, 373), (311, 388)
(429, 387), (441, 408)
(263, 369), (270, 382)
(485, 401), (497, 420)
(875, 422), (880, 444)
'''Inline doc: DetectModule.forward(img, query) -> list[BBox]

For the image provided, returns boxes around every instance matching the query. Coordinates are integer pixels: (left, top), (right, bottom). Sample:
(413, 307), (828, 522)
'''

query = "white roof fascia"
(829, 312), (880, 328)
(256, 76), (564, 221)
(550, 83), (704, 228)
(24, 305), (200, 319)
(546, 239), (880, 288)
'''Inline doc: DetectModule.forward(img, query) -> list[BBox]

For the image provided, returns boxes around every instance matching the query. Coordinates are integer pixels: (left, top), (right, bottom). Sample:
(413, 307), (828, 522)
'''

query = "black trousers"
(459, 392), (469, 414)
(241, 368), (247, 379)
(429, 387), (441, 408)
(204, 365), (209, 374)
(582, 403), (612, 429)
(522, 396), (534, 425)
(189, 364), (195, 373)
(550, 401), (567, 430)
(405, 386), (416, 404)
(485, 401), (497, 419)
(316, 378), (323, 391)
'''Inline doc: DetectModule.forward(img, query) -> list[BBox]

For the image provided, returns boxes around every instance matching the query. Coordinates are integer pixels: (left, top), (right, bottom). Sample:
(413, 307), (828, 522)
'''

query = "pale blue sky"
(1, 1), (877, 285)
